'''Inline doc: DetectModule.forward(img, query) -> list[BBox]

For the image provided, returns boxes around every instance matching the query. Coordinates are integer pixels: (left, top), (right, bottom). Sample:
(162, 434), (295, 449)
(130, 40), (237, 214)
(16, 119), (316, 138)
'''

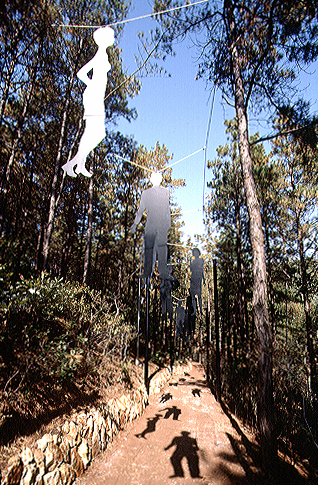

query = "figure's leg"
(61, 156), (79, 177)
(198, 294), (203, 314)
(143, 232), (156, 279)
(75, 119), (105, 176)
(191, 292), (197, 316)
(62, 118), (105, 177)
(170, 452), (184, 477)
(157, 232), (169, 279)
(188, 454), (200, 478)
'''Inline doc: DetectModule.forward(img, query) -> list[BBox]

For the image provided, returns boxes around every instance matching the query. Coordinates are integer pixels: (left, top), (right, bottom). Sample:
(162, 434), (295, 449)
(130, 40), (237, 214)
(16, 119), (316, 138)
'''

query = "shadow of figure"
(135, 414), (162, 439)
(165, 431), (202, 478)
(161, 406), (182, 421)
(160, 392), (173, 403)
(192, 388), (201, 397)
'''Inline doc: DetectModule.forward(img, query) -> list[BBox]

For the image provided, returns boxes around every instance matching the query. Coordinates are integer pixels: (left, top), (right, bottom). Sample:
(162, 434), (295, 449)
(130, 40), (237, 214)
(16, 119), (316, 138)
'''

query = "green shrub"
(0, 272), (135, 392)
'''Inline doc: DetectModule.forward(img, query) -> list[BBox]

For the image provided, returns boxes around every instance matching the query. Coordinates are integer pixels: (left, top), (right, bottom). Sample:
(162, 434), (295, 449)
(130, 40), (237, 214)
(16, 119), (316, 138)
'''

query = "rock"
(84, 415), (94, 439)
(45, 444), (63, 472)
(57, 464), (75, 485)
(70, 449), (84, 477)
(21, 448), (34, 466)
(37, 435), (53, 453)
(58, 438), (71, 463)
(68, 422), (78, 440)
(77, 439), (90, 469)
(33, 450), (45, 479)
(75, 413), (87, 430)
(2, 456), (23, 485)
(42, 469), (62, 485)
(61, 422), (70, 435)
(91, 428), (100, 458)
(20, 464), (37, 485)
(99, 423), (107, 450)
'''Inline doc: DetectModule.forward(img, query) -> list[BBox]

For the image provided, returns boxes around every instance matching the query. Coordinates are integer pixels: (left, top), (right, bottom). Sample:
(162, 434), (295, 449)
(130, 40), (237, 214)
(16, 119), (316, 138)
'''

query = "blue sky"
(111, 0), (318, 246)
(112, 1), (230, 246)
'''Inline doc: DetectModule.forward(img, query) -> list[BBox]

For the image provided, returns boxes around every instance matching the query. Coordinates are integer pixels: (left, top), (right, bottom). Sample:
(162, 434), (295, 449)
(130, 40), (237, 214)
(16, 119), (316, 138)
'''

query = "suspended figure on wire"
(160, 265), (175, 319)
(190, 247), (204, 315)
(175, 299), (186, 341)
(131, 171), (171, 284)
(62, 26), (114, 177)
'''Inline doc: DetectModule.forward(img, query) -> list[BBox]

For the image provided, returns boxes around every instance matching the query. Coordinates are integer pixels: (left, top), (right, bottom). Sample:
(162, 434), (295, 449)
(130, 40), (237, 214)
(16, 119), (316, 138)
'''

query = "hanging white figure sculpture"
(131, 171), (171, 282)
(62, 26), (114, 178)
(190, 247), (204, 315)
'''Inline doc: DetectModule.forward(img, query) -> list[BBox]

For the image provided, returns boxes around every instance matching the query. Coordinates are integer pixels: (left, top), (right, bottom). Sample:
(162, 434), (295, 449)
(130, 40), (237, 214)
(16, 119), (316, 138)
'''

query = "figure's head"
(192, 248), (201, 258)
(93, 26), (115, 47)
(150, 171), (162, 186)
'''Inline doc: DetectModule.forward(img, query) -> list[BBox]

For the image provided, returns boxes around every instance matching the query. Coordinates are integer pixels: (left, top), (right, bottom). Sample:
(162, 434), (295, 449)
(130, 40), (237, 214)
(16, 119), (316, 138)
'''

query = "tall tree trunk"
(0, 62), (37, 234)
(225, 0), (276, 471)
(296, 212), (317, 395)
(235, 187), (248, 343)
(264, 215), (276, 332)
(83, 158), (94, 285)
(0, 26), (22, 123)
(42, 70), (75, 270)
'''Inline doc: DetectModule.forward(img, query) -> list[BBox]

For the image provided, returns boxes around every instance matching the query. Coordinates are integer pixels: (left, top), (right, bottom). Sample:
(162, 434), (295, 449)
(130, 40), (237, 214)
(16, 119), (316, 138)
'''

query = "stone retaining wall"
(0, 363), (191, 485)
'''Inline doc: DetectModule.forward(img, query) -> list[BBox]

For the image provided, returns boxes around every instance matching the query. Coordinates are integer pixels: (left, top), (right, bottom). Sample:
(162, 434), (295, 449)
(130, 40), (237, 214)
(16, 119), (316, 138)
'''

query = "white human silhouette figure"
(190, 248), (204, 314)
(131, 171), (171, 281)
(62, 26), (114, 178)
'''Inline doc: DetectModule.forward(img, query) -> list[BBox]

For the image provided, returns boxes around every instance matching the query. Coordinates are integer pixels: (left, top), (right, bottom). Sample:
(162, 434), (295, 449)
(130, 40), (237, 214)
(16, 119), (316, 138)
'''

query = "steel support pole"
(145, 279), (150, 393)
(213, 259), (221, 402)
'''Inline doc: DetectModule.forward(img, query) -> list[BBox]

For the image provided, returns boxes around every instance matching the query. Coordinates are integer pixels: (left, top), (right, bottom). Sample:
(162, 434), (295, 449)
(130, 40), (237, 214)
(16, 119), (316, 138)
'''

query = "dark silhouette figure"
(161, 406), (182, 421)
(135, 414), (162, 439)
(190, 247), (204, 314)
(192, 388), (201, 398)
(160, 392), (173, 403)
(164, 431), (202, 478)
(160, 266), (175, 318)
(175, 300), (186, 340)
(185, 291), (196, 340)
(131, 171), (171, 281)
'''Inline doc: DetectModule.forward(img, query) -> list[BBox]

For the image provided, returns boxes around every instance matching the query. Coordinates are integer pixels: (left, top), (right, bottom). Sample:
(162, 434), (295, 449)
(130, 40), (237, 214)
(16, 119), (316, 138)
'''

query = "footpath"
(75, 363), (257, 485)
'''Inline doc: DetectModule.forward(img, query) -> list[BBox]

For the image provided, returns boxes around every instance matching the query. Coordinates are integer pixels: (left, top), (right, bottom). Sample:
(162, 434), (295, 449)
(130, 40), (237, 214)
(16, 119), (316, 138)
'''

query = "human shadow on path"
(160, 392), (173, 403)
(135, 414), (162, 439)
(165, 431), (202, 478)
(161, 405), (182, 421)
(192, 388), (201, 397)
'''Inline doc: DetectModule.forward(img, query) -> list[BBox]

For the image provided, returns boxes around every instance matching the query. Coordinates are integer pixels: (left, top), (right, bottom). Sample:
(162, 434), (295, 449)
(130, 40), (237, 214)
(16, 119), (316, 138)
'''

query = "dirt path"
(75, 363), (257, 485)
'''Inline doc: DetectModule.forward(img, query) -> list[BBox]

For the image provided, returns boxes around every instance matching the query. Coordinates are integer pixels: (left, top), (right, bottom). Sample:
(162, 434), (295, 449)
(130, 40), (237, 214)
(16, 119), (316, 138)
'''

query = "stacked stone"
(0, 364), (191, 485)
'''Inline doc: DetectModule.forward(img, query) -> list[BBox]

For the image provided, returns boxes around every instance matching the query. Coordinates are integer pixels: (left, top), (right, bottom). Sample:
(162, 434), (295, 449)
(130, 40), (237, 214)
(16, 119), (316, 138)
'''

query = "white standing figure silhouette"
(62, 26), (114, 177)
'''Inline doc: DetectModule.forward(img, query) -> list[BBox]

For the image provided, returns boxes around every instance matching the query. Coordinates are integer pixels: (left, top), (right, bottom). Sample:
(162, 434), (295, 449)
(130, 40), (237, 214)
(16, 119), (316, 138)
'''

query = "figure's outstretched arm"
(164, 440), (174, 451)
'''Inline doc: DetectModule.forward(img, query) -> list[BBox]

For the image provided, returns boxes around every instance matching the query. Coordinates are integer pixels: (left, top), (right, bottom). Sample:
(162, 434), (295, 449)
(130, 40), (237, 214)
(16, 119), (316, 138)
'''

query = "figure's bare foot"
(75, 164), (92, 178)
(62, 162), (77, 177)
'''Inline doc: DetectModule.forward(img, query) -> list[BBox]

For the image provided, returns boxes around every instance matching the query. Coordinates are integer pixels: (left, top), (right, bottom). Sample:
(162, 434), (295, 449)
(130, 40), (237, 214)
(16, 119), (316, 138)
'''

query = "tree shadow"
(177, 377), (206, 388)
(164, 430), (203, 478)
(220, 403), (315, 485)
